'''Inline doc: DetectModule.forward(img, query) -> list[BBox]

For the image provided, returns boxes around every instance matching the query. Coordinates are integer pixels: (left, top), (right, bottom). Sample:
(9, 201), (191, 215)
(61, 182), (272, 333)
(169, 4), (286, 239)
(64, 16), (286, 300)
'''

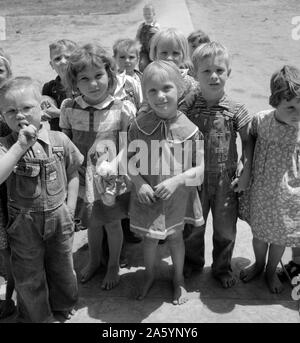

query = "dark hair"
(65, 43), (117, 93)
(269, 65), (300, 107)
(49, 39), (77, 56)
(187, 29), (210, 45)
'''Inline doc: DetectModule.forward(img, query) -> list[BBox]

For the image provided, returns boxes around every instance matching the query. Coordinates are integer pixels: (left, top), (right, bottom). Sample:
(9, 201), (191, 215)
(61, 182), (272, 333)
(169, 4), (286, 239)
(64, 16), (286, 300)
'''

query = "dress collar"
(75, 94), (115, 110)
(135, 110), (198, 143)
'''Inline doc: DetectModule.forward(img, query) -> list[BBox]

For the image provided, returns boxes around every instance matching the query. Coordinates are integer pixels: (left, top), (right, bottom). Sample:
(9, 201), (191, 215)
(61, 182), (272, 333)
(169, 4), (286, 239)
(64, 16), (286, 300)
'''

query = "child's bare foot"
(101, 265), (120, 290)
(265, 271), (284, 294)
(53, 308), (76, 320)
(240, 263), (264, 282)
(215, 271), (237, 288)
(172, 279), (189, 305)
(136, 272), (155, 300)
(80, 263), (99, 283)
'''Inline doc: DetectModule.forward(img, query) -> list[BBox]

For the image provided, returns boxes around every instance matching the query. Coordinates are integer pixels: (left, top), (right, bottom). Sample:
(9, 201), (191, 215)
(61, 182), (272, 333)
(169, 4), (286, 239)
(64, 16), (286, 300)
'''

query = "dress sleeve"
(234, 103), (252, 131)
(249, 113), (260, 138)
(191, 130), (204, 168)
(59, 98), (72, 130)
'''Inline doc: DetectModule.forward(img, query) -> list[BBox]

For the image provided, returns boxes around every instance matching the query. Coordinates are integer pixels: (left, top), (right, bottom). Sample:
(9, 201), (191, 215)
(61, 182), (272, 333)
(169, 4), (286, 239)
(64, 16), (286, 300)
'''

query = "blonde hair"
(149, 28), (190, 67)
(142, 60), (186, 100)
(192, 41), (231, 75)
(143, 3), (155, 13)
(112, 38), (140, 58)
(0, 77), (42, 112)
(65, 43), (117, 93)
(0, 48), (12, 80)
(49, 39), (77, 58)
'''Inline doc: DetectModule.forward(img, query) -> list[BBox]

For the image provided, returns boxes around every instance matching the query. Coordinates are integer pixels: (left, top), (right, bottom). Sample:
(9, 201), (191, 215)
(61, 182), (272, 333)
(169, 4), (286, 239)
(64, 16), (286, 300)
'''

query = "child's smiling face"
(145, 74), (178, 120)
(76, 64), (110, 105)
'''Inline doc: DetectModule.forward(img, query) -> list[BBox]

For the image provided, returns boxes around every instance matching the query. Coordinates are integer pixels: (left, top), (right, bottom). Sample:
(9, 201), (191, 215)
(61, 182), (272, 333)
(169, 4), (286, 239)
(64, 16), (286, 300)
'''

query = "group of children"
(0, 2), (299, 323)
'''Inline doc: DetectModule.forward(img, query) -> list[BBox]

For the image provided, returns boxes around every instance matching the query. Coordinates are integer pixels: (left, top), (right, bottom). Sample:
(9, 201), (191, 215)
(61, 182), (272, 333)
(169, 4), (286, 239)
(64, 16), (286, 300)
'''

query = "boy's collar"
(76, 94), (115, 110)
(200, 93), (230, 109)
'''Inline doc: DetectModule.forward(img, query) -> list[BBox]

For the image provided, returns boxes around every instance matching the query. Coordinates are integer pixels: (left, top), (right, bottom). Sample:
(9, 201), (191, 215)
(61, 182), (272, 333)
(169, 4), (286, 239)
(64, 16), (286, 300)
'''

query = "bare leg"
(101, 220), (123, 290)
(80, 223), (104, 283)
(265, 243), (285, 293)
(0, 249), (15, 319)
(137, 237), (158, 300)
(240, 237), (268, 282)
(168, 231), (189, 305)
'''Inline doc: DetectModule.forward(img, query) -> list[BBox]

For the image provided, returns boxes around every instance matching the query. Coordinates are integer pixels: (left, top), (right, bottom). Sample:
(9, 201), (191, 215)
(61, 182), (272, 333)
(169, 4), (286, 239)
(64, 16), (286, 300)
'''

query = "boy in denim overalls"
(180, 42), (252, 288)
(0, 77), (84, 322)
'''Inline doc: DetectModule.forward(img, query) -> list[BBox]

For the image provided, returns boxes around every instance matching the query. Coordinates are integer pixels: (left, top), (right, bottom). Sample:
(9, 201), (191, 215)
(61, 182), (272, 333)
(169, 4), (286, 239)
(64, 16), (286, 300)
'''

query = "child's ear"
(49, 61), (54, 70)
(227, 68), (232, 77)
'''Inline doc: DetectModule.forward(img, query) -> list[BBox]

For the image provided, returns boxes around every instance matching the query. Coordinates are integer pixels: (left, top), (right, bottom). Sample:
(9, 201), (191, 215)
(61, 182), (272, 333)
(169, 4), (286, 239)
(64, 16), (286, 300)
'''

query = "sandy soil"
(187, 0), (300, 114)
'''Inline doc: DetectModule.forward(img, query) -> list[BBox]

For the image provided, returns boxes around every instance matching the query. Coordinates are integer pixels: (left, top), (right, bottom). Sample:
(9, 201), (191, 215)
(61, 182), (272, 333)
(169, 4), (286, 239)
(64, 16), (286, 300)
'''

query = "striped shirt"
(180, 92), (251, 132)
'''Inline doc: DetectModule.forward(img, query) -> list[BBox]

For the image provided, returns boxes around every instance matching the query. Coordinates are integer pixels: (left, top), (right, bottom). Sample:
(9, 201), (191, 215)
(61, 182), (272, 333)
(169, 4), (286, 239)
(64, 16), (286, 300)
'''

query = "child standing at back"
(240, 65), (300, 293)
(60, 44), (136, 289)
(42, 39), (77, 131)
(113, 38), (142, 83)
(0, 77), (83, 322)
(112, 39), (143, 110)
(127, 61), (204, 304)
(136, 3), (160, 72)
(149, 28), (198, 96)
(180, 42), (252, 288)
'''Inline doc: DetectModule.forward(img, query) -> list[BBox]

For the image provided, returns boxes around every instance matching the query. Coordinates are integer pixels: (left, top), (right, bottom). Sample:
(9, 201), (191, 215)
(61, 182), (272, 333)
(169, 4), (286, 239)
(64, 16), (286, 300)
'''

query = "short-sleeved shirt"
(115, 72), (143, 109)
(60, 95), (136, 164)
(42, 76), (68, 131)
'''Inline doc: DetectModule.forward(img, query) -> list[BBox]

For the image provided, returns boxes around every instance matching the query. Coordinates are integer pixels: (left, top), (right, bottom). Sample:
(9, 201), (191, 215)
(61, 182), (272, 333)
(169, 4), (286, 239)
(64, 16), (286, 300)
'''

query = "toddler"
(0, 76), (83, 322)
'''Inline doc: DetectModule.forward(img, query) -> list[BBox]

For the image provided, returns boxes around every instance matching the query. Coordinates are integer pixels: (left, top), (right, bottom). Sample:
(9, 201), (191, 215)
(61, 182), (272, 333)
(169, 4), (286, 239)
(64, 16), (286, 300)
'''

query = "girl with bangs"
(60, 43), (136, 290)
(127, 61), (204, 304)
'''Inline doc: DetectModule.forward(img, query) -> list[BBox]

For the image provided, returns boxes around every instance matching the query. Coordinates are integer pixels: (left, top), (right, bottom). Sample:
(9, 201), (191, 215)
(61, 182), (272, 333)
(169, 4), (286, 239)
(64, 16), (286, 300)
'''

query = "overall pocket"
(45, 160), (64, 195)
(14, 162), (41, 199)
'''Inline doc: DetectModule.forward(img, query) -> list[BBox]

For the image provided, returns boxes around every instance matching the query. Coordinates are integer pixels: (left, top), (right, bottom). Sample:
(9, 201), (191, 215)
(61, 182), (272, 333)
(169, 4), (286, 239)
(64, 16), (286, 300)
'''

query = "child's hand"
(137, 183), (156, 204)
(184, 91), (197, 107)
(41, 100), (60, 120)
(231, 171), (250, 193)
(154, 176), (181, 200)
(17, 124), (38, 150)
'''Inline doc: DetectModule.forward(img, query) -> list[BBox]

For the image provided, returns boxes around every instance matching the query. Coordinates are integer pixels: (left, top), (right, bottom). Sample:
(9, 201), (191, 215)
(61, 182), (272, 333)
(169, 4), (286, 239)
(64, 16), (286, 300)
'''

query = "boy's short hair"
(149, 28), (190, 66)
(49, 39), (77, 58)
(112, 38), (140, 58)
(142, 60), (186, 99)
(0, 77), (42, 111)
(192, 41), (231, 74)
(143, 3), (155, 13)
(65, 43), (117, 93)
(269, 65), (300, 107)
(0, 48), (12, 79)
(187, 29), (210, 45)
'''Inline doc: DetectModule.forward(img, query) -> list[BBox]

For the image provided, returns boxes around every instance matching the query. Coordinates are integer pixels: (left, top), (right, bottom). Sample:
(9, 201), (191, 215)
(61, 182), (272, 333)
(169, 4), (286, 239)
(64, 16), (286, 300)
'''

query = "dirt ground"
(0, 0), (300, 323)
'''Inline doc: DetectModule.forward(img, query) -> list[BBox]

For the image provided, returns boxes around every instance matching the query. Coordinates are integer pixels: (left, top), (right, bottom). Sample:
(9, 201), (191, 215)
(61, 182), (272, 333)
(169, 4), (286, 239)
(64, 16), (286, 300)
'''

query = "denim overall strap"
(6, 132), (67, 212)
